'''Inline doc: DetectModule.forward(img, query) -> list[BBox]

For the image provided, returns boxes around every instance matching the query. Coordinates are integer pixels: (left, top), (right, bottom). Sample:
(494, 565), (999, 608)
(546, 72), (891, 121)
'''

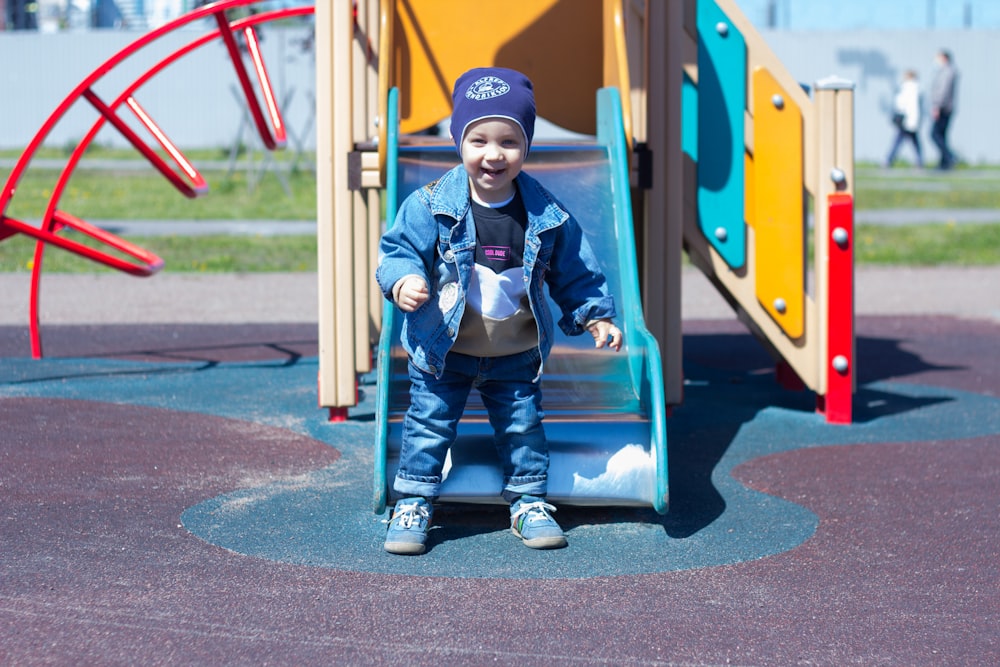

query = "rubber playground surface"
(2, 271), (998, 665)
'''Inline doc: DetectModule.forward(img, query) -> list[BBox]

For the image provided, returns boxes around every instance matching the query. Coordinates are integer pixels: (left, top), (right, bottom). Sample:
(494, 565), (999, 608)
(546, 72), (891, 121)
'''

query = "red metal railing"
(0, 0), (314, 357)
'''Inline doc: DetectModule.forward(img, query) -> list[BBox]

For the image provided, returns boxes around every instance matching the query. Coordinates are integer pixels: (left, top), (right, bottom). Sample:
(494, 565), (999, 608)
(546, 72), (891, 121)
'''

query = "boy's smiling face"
(460, 117), (526, 205)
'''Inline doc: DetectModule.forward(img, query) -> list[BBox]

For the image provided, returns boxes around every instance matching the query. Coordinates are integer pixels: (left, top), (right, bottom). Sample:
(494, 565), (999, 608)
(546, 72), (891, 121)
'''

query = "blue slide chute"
(375, 88), (667, 514)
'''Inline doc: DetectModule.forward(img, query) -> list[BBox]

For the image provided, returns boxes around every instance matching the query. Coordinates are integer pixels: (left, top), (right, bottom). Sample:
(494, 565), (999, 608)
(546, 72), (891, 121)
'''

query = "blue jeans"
(886, 129), (923, 168)
(931, 110), (954, 168)
(394, 348), (547, 503)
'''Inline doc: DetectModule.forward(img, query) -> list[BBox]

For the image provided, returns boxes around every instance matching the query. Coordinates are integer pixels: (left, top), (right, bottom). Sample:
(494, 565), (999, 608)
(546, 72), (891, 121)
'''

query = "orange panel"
(392, 0), (603, 135)
(744, 150), (755, 228)
(752, 66), (804, 339)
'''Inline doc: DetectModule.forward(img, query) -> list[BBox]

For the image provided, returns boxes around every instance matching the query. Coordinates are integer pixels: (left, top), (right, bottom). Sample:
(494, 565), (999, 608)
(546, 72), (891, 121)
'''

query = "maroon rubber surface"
(2, 315), (998, 665)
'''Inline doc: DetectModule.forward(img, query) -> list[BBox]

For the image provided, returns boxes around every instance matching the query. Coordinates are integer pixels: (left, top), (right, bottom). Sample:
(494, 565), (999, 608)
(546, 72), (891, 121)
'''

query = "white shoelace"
(386, 502), (430, 529)
(511, 500), (557, 525)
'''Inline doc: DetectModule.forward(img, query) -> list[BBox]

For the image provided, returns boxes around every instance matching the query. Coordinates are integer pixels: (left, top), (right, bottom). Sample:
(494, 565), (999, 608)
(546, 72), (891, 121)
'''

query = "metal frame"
(0, 0), (310, 357)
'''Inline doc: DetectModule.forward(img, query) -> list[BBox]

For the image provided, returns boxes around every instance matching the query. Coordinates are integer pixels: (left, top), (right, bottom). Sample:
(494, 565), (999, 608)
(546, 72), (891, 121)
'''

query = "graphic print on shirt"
(467, 194), (527, 320)
(452, 188), (540, 358)
(467, 266), (525, 320)
(481, 244), (512, 263)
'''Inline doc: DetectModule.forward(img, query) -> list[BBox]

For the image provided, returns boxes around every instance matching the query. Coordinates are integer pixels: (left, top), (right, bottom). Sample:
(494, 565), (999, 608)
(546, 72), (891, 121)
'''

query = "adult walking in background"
(929, 49), (958, 170)
(885, 70), (923, 168)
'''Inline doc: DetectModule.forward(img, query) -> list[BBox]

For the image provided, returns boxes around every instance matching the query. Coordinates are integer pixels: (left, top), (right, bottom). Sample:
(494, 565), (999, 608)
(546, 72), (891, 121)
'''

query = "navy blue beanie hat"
(450, 67), (536, 155)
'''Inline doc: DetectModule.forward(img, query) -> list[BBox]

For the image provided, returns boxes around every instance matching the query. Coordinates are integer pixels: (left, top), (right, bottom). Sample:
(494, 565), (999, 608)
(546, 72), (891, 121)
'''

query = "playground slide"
(374, 88), (666, 514)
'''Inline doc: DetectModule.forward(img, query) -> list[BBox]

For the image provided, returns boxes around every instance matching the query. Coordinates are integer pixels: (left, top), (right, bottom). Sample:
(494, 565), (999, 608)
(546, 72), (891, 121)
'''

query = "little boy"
(376, 67), (622, 555)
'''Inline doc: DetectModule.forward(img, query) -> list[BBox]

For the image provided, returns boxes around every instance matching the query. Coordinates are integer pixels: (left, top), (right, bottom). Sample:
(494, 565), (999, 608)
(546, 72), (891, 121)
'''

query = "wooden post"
(316, 1), (358, 418)
(644, 0), (686, 407)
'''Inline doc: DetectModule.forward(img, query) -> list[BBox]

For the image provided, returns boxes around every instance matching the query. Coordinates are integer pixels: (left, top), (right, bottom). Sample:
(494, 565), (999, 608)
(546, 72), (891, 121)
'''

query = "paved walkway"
(87, 219), (318, 236)
(2, 266), (998, 328)
(71, 209), (999, 238)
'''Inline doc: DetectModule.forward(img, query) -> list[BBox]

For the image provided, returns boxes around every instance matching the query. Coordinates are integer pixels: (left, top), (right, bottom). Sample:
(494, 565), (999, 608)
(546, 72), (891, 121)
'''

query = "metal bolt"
(832, 355), (850, 374)
(716, 21), (729, 37)
(830, 167), (847, 185)
(832, 227), (849, 248)
(714, 227), (728, 242)
(772, 94), (785, 110)
(773, 298), (787, 314)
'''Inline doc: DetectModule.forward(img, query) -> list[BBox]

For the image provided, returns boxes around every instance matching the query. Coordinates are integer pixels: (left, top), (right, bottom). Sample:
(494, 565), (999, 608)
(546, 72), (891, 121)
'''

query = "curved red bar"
(82, 88), (206, 199)
(243, 25), (288, 147)
(1, 214), (164, 277)
(214, 12), (286, 150)
(126, 97), (209, 195)
(0, 1), (316, 357)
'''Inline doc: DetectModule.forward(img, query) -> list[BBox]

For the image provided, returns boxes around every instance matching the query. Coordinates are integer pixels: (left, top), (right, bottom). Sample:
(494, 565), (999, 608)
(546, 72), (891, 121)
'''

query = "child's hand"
(394, 276), (429, 312)
(587, 319), (623, 352)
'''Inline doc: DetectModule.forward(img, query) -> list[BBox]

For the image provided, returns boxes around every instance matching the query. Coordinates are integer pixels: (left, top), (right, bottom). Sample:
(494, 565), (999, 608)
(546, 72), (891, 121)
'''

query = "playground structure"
(1, 0), (856, 513)
(316, 0), (855, 510)
(316, 0), (856, 423)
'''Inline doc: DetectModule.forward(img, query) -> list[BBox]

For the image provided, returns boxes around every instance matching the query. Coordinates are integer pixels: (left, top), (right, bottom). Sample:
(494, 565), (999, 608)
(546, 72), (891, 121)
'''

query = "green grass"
(3, 160), (1000, 272)
(1, 223), (996, 273)
(0, 233), (317, 273)
(855, 165), (1000, 210)
(0, 144), (317, 165)
(2, 168), (316, 221)
(852, 222), (1000, 265)
(6, 157), (1000, 218)
(855, 185), (1000, 211)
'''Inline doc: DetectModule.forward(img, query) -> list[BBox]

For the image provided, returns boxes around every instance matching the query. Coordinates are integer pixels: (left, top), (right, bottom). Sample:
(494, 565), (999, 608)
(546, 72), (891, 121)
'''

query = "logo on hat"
(465, 76), (510, 102)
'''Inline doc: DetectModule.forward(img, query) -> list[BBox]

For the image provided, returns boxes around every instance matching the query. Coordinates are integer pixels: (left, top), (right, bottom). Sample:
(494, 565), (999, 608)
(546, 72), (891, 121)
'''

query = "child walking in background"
(884, 69), (923, 168)
(375, 67), (623, 555)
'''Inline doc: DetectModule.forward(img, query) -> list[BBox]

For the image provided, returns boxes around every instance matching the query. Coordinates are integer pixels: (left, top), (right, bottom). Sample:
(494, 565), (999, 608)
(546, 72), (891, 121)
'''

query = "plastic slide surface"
(375, 88), (666, 513)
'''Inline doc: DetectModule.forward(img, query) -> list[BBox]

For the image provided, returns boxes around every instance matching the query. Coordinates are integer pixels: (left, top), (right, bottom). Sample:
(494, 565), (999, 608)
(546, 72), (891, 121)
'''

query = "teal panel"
(696, 0), (746, 269)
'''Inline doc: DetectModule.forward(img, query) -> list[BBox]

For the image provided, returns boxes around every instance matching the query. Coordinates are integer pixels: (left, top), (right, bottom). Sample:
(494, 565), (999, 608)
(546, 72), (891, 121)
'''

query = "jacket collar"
(429, 165), (568, 233)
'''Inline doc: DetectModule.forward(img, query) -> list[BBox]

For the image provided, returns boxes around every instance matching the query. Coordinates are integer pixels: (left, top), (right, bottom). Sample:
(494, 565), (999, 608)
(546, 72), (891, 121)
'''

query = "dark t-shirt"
(473, 195), (526, 273)
(451, 189), (538, 357)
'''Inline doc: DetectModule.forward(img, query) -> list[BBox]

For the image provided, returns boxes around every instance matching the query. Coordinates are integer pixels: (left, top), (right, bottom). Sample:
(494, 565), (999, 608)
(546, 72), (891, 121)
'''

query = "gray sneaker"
(510, 496), (567, 549)
(384, 497), (432, 555)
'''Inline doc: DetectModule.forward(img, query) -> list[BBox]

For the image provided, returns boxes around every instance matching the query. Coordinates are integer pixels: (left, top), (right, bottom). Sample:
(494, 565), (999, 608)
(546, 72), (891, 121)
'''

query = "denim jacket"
(376, 164), (616, 379)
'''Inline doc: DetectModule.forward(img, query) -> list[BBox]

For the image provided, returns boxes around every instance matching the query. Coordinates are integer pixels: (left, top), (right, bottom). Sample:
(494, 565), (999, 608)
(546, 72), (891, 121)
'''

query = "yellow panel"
(752, 66), (804, 339)
(392, 0), (603, 135)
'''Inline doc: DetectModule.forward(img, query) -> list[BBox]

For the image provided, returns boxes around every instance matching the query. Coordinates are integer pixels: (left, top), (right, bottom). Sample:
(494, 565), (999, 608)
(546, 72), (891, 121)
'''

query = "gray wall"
(0, 26), (316, 152)
(0, 27), (993, 164)
(761, 29), (990, 165)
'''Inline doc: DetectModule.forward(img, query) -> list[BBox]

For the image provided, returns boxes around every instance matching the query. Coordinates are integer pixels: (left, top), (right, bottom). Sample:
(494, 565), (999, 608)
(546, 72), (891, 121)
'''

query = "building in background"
(2, 0), (315, 30)
(738, 0), (997, 30)
(5, 1), (1000, 33)
(4, 0), (39, 30)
